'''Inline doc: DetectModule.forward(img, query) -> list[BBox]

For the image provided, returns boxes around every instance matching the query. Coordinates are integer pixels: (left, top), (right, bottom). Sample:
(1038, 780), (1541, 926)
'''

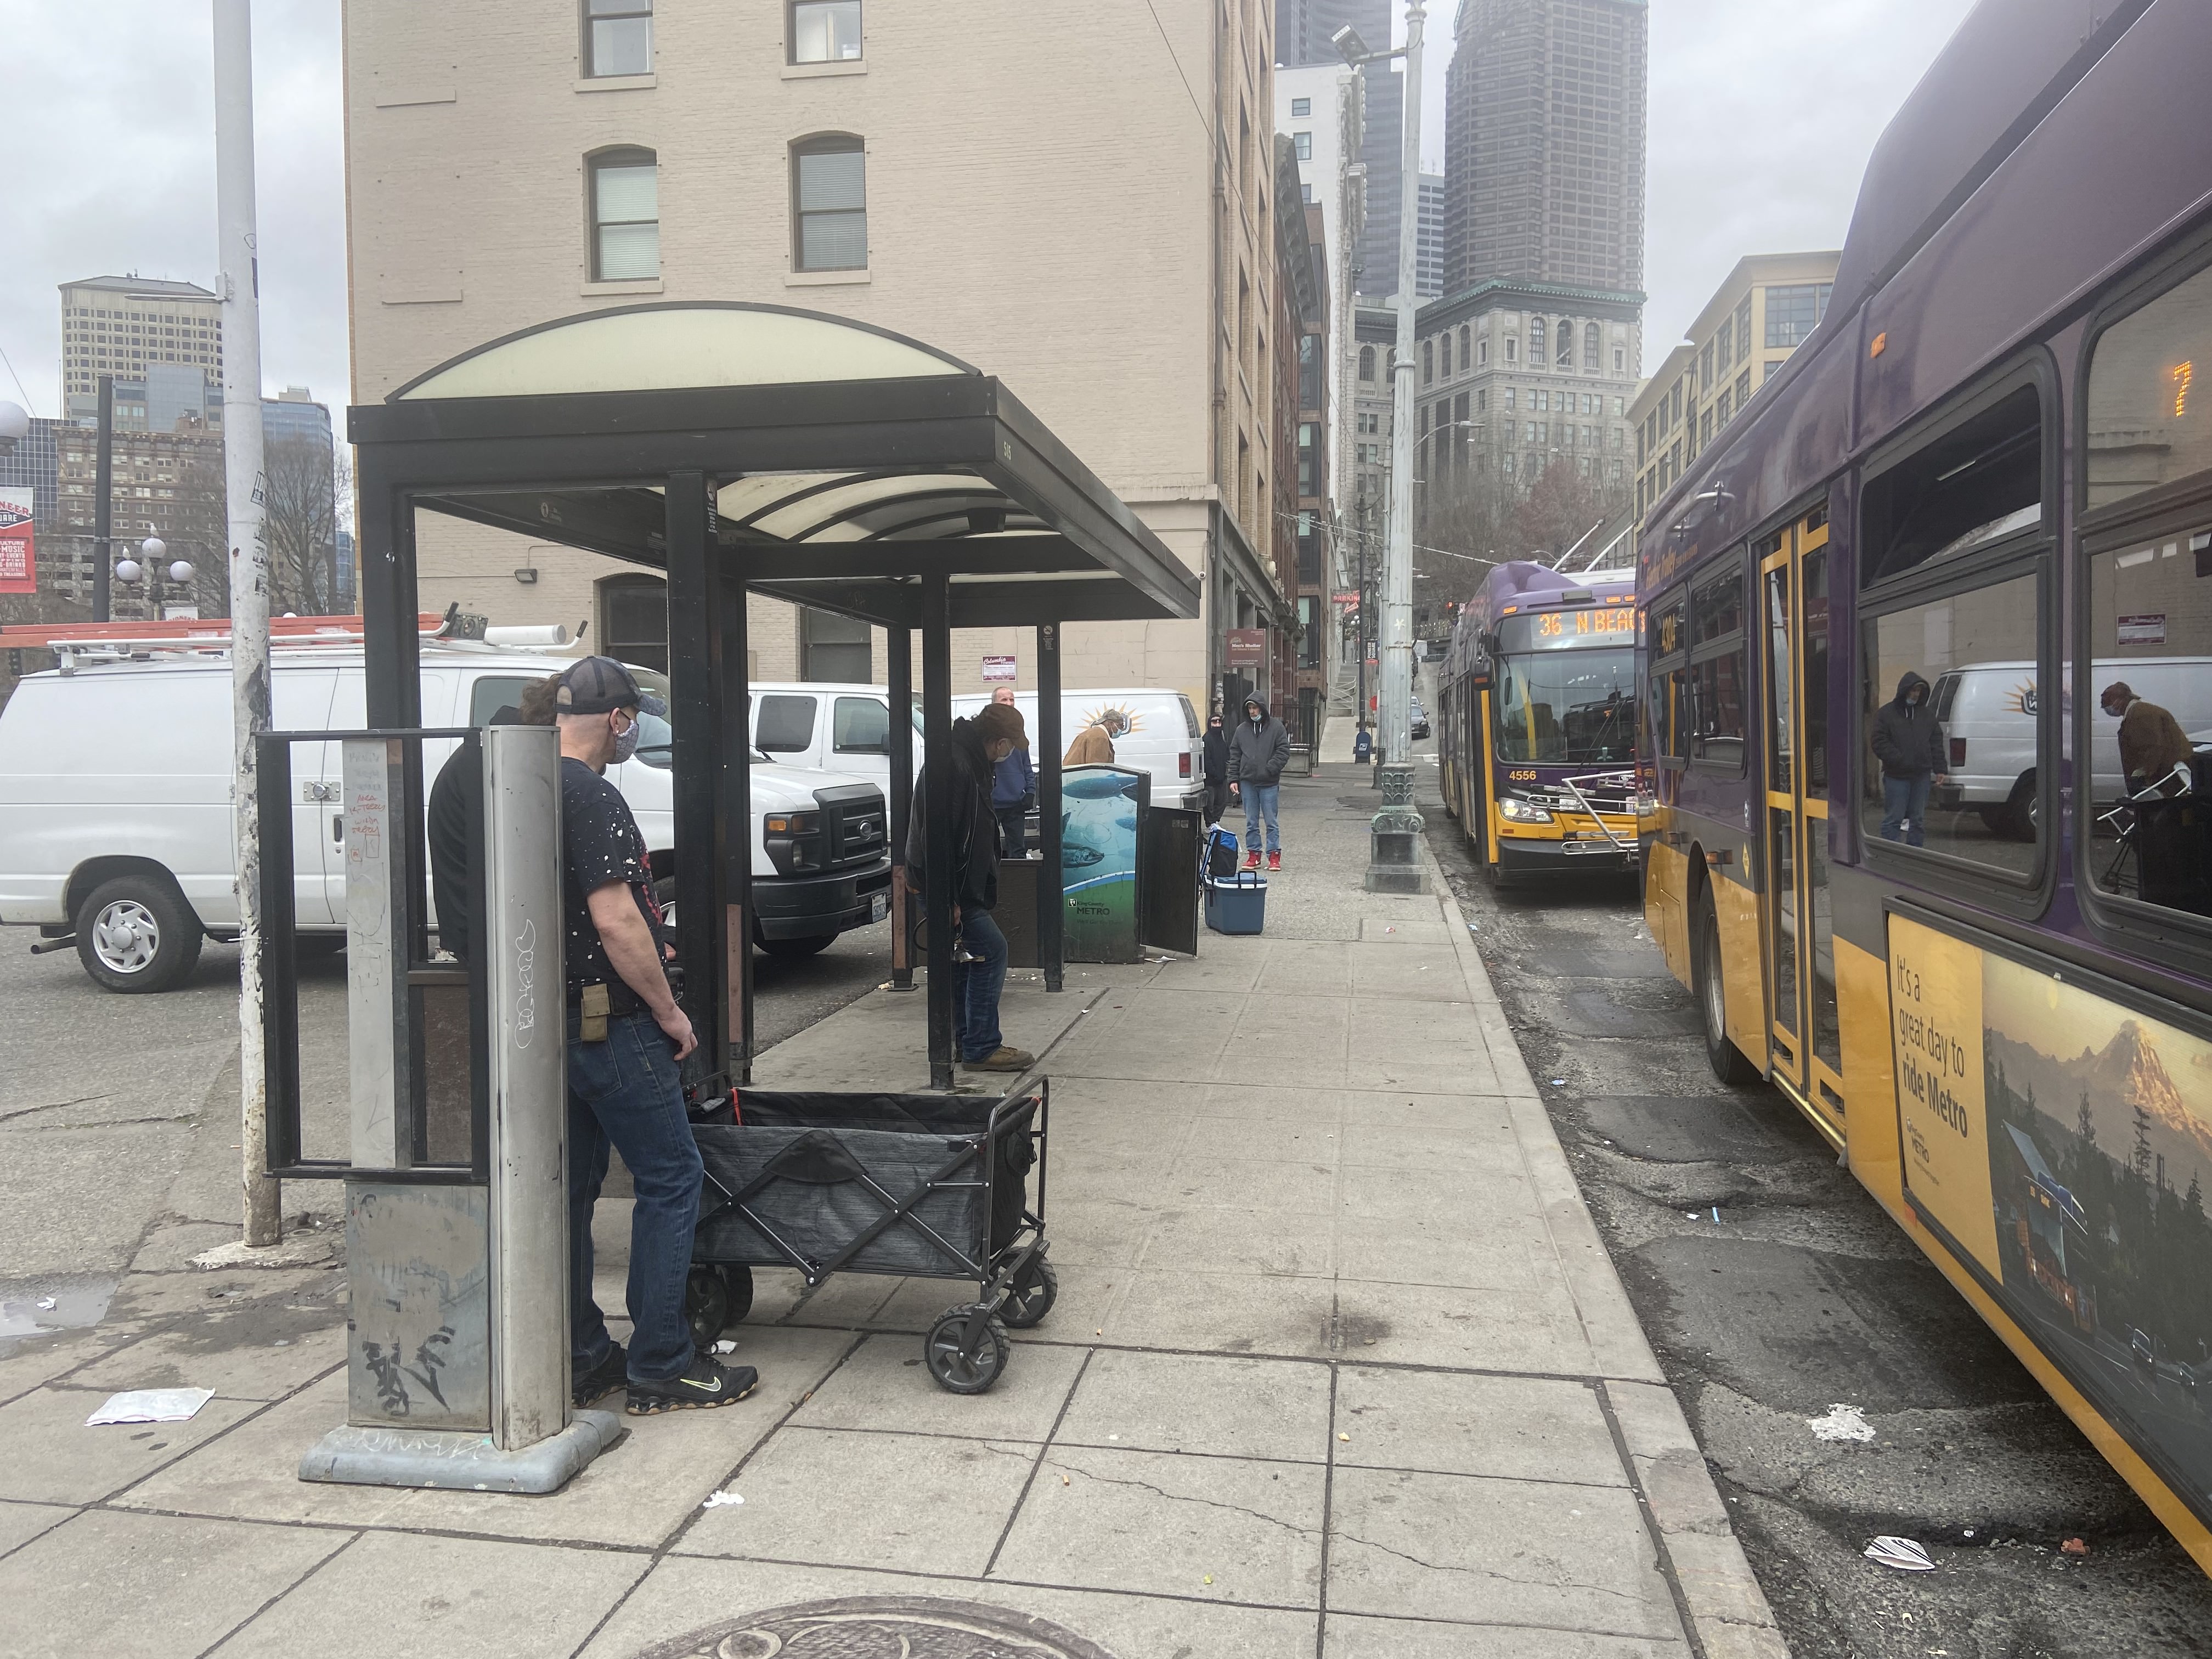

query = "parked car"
(1410, 698), (1432, 741)
(0, 637), (891, 992)
(1928, 657), (2212, 839)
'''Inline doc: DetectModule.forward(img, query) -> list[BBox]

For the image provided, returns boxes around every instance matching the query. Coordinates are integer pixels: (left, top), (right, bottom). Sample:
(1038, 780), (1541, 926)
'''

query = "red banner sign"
(0, 489), (33, 595)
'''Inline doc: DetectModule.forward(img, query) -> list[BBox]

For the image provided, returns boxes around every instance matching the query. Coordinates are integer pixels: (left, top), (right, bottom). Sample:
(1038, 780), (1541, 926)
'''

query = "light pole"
(1335, 5), (1429, 890)
(115, 532), (199, 620)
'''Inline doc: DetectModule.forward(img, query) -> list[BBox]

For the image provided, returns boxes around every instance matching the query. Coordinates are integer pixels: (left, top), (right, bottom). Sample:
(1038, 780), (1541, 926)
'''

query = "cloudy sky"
(0, 0), (1980, 426)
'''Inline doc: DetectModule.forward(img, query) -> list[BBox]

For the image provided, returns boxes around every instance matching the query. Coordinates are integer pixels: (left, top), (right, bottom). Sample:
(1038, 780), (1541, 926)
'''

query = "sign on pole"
(1225, 628), (1266, 667)
(0, 489), (33, 594)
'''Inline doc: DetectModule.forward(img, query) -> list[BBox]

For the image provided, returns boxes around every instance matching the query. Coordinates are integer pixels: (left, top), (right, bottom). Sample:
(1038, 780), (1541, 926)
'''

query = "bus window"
(1860, 571), (2042, 874)
(1496, 648), (1637, 765)
(1651, 591), (1687, 764)
(1861, 383), (2044, 585)
(2084, 261), (2212, 512)
(2084, 515), (2212, 918)
(1689, 561), (1747, 770)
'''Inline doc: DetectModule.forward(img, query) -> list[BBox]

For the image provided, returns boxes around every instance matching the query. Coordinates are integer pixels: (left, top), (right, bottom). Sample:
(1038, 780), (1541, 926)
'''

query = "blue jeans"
(1881, 774), (1932, 847)
(956, 906), (1009, 1060)
(567, 1007), (704, 1384)
(1240, 783), (1282, 854)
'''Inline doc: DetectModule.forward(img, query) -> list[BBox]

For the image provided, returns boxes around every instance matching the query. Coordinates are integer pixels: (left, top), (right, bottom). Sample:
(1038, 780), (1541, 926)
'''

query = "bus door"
(1759, 510), (1846, 1140)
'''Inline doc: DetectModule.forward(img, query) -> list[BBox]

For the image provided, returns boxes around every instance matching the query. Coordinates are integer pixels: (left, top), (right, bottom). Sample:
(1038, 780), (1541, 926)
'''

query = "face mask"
(612, 712), (641, 764)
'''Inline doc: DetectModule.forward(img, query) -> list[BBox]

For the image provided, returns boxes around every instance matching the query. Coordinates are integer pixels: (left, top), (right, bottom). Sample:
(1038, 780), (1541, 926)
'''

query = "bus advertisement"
(1437, 561), (1638, 883)
(1635, 0), (2212, 1568)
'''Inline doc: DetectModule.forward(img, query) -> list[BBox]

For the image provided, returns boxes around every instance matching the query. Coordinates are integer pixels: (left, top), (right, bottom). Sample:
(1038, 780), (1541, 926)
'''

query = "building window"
(583, 0), (652, 76)
(789, 0), (862, 63)
(791, 134), (867, 271)
(1716, 317), (1733, 373)
(1584, 321), (1600, 370)
(1476, 388), (1487, 413)
(1459, 325), (1471, 367)
(1290, 97), (1311, 117)
(1765, 283), (1832, 348)
(1358, 345), (1376, 381)
(1735, 294), (1753, 359)
(1439, 332), (1452, 376)
(1294, 131), (1312, 161)
(1423, 340), (1434, 384)
(1302, 182), (1314, 204)
(1530, 319), (1547, 365)
(589, 148), (660, 280)
(1479, 337), (1489, 365)
(1736, 368), (1751, 407)
(1505, 335), (1517, 364)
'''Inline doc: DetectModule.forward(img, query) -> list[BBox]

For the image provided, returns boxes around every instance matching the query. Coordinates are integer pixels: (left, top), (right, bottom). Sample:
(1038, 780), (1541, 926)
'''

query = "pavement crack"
(1045, 1457), (1318, 1539)
(0, 1093), (117, 1124)
(1330, 1530), (1646, 1602)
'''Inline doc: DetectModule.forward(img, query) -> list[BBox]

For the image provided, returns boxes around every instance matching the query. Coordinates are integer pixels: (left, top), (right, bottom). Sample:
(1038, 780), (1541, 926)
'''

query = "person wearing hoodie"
(1201, 712), (1231, 825)
(907, 699), (1035, 1073)
(1227, 695), (1293, 870)
(986, 685), (1037, 856)
(1870, 671), (1950, 846)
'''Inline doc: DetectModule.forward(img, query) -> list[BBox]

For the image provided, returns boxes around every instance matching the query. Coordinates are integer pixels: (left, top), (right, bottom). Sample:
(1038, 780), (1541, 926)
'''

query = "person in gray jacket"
(1227, 695), (1292, 870)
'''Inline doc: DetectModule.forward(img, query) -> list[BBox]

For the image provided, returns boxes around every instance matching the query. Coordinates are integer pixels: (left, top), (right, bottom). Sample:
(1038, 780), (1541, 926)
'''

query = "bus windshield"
(1494, 647), (1637, 764)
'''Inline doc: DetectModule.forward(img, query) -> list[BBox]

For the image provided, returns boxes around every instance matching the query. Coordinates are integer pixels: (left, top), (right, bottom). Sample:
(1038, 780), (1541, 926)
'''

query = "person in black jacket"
(907, 699), (1034, 1073)
(1201, 712), (1231, 826)
(1871, 670), (1950, 846)
(1227, 695), (1293, 870)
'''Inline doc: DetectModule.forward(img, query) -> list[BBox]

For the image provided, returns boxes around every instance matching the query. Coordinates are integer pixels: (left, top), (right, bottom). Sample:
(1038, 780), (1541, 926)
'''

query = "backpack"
(1206, 825), (1242, 879)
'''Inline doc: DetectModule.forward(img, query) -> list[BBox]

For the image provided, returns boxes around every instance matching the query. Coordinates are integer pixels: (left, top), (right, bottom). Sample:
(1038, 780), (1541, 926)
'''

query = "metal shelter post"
(1036, 622), (1064, 993)
(919, 573), (956, 1089)
(665, 472), (730, 1078)
(721, 537), (754, 1081)
(887, 623), (916, 992)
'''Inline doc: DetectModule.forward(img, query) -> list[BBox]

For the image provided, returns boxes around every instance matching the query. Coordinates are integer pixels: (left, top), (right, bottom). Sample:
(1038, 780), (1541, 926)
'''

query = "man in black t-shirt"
(556, 656), (758, 1417)
(427, 674), (560, 961)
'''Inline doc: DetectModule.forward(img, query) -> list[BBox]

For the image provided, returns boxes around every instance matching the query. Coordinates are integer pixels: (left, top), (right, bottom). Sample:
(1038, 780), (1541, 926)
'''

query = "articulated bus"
(1637, 0), (2212, 1568)
(1437, 561), (1638, 883)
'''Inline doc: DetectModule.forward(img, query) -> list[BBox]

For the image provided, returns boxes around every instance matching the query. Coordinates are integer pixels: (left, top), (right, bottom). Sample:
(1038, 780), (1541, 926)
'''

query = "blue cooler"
(1204, 870), (1268, 935)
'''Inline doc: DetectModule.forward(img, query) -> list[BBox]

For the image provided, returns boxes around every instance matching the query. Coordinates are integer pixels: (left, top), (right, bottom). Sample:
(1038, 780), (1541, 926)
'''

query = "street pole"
(1379, 0), (1421, 780)
(1355, 492), (1369, 733)
(93, 376), (114, 622)
(216, 0), (280, 1248)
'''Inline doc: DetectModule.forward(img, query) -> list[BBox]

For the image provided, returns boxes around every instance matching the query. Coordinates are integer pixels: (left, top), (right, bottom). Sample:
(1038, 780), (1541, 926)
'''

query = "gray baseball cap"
(555, 655), (667, 717)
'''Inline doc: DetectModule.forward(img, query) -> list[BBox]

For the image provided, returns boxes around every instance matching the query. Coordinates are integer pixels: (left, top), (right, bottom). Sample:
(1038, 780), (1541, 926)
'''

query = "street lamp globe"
(0, 400), (29, 452)
(140, 536), (167, 563)
(169, 560), (196, 585)
(115, 558), (144, 585)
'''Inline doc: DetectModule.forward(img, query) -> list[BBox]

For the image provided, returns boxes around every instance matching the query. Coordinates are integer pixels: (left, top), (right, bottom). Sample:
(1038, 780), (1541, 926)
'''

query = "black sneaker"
(572, 1342), (627, 1409)
(627, 1356), (760, 1416)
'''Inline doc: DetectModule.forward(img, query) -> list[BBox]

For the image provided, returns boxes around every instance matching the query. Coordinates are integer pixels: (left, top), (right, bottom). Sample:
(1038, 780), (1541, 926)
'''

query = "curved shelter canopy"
(352, 301), (1200, 631)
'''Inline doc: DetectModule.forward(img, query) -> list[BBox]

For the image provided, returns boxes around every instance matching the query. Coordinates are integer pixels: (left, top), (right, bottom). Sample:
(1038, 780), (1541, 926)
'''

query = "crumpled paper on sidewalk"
(84, 1388), (215, 1426)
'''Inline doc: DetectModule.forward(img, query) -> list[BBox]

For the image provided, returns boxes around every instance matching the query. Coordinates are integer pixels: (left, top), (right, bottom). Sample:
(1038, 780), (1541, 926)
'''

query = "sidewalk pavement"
(0, 765), (1787, 1659)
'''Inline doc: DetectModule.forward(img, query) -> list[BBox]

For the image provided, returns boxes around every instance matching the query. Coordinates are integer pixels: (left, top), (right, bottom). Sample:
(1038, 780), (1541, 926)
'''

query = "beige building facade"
(1631, 250), (1840, 526)
(59, 276), (225, 431)
(343, 0), (1288, 705)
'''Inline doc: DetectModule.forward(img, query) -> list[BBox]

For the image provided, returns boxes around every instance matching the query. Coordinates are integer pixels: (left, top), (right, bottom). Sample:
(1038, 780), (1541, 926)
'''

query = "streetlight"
(114, 529), (198, 619)
(1338, 4), (1429, 897)
(0, 400), (28, 456)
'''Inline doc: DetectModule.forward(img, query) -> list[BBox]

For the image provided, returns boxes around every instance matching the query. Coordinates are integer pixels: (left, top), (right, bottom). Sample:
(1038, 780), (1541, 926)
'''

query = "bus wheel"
(1695, 888), (1758, 1084)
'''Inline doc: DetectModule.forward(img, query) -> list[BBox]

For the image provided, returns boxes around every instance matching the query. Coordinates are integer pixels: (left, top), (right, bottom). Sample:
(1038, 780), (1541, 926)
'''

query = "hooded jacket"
(1227, 699), (1293, 790)
(1201, 720), (1229, 784)
(1064, 721), (1118, 766)
(1871, 672), (1946, 780)
(906, 717), (1001, 912)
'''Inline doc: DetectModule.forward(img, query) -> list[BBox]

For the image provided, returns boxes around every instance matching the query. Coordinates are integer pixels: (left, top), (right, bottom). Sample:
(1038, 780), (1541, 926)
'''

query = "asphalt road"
(1418, 769), (2212, 1656)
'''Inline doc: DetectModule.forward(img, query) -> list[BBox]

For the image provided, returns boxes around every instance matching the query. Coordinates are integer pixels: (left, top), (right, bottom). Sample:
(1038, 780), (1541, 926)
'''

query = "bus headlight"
(1498, 797), (1555, 825)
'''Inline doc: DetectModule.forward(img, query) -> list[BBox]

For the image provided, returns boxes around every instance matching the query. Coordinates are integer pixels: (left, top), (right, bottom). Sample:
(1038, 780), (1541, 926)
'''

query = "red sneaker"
(1243, 850), (1262, 871)
(1267, 851), (1282, 872)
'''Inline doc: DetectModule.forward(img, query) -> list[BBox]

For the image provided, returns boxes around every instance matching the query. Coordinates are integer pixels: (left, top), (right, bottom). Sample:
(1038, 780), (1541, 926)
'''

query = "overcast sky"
(0, 0), (1980, 426)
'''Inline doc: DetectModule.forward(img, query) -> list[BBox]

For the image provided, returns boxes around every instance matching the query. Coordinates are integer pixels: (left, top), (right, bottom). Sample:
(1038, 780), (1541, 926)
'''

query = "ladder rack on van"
(0, 614), (573, 674)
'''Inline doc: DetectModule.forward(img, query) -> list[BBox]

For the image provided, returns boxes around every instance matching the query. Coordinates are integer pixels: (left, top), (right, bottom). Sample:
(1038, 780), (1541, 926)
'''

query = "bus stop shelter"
(349, 302), (1200, 1092)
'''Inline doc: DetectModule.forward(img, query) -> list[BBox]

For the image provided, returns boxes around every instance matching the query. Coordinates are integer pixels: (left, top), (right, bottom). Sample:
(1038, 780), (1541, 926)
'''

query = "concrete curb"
(1417, 824), (1793, 1659)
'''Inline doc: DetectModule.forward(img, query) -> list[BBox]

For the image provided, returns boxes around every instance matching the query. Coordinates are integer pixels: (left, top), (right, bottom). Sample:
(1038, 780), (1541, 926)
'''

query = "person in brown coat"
(1064, 709), (1126, 766)
(2102, 681), (2195, 793)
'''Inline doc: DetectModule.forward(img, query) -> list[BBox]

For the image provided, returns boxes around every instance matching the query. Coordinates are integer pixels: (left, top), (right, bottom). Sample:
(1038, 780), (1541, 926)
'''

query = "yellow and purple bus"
(1638, 0), (2212, 1571)
(1437, 560), (1638, 884)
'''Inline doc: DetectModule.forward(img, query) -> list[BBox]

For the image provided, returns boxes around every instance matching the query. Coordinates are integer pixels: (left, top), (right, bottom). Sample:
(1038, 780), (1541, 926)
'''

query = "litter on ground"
(701, 1491), (744, 1509)
(85, 1388), (215, 1426)
(1864, 1536), (1936, 1572)
(1809, 1404), (1877, 1443)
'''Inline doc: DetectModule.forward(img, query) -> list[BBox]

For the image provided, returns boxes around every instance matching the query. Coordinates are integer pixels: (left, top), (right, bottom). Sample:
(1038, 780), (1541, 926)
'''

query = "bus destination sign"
(1505, 605), (1635, 652)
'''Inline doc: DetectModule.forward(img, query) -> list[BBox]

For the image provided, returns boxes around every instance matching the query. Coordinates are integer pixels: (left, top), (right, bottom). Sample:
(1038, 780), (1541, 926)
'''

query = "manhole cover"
(633, 1596), (1121, 1659)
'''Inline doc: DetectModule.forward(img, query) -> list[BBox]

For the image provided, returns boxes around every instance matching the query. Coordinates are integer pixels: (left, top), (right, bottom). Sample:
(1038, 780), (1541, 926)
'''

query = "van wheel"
(2000, 772), (2037, 842)
(76, 874), (204, 994)
(757, 932), (837, 959)
(1694, 887), (1757, 1084)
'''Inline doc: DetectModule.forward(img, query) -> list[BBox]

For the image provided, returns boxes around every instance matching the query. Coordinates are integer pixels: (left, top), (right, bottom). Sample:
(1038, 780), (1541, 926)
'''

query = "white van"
(0, 639), (891, 992)
(745, 681), (1205, 812)
(1930, 657), (2212, 838)
(952, 688), (1205, 811)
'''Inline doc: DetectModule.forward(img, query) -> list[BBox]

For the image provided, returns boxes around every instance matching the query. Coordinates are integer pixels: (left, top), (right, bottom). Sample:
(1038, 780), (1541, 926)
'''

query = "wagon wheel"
(684, 1264), (752, 1347)
(925, 1305), (1011, 1393)
(998, 1255), (1058, 1330)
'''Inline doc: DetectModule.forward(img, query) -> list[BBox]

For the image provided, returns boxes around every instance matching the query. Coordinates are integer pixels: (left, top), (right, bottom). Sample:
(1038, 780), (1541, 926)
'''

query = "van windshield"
(626, 668), (770, 769)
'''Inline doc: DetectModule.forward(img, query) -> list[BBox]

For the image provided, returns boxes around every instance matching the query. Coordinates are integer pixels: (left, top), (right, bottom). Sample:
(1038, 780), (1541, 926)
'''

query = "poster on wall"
(1890, 913), (2212, 1517)
(981, 655), (1017, 682)
(0, 488), (34, 595)
(1059, 765), (1143, 963)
